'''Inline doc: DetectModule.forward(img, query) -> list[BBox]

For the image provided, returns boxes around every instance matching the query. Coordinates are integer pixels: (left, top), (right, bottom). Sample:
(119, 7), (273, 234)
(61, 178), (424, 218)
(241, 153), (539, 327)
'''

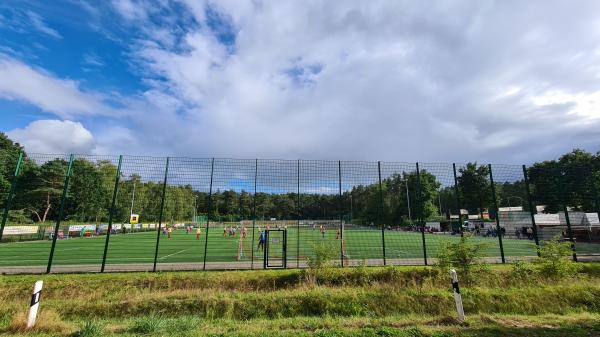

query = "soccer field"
(0, 226), (545, 272)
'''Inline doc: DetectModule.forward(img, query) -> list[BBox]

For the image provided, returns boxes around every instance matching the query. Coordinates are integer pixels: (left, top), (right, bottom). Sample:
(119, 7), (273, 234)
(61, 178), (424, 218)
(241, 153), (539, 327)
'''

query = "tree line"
(1, 133), (599, 226)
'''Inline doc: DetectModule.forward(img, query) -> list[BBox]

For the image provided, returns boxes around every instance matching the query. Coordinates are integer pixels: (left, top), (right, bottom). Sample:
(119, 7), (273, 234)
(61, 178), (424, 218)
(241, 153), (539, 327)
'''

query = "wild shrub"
(509, 260), (536, 282)
(304, 241), (338, 285)
(351, 260), (371, 285)
(130, 314), (167, 334)
(74, 320), (104, 337)
(168, 316), (200, 333)
(436, 233), (489, 284)
(535, 236), (581, 278)
(306, 241), (338, 269)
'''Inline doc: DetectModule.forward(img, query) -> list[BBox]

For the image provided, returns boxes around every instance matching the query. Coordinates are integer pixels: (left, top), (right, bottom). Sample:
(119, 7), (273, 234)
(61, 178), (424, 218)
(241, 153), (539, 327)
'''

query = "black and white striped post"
(27, 281), (43, 328)
(450, 269), (465, 322)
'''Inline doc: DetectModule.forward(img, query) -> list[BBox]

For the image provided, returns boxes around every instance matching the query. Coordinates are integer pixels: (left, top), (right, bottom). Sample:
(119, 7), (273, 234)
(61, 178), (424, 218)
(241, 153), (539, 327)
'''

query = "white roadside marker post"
(26, 280), (43, 329)
(450, 269), (465, 322)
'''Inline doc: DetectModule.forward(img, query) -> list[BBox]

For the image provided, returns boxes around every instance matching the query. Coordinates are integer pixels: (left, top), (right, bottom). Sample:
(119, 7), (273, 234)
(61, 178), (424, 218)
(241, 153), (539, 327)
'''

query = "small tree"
(535, 236), (581, 278)
(436, 234), (489, 283)
(304, 241), (337, 284)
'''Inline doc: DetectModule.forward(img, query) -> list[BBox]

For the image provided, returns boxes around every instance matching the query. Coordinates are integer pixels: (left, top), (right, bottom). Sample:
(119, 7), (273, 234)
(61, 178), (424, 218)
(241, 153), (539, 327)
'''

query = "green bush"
(436, 234), (489, 283)
(510, 260), (536, 282)
(535, 236), (581, 278)
(303, 241), (339, 285)
(306, 241), (338, 270)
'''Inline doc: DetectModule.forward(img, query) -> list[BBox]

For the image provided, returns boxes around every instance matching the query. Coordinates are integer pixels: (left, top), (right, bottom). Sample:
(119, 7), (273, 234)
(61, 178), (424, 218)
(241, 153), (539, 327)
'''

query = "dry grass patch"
(5, 309), (72, 335)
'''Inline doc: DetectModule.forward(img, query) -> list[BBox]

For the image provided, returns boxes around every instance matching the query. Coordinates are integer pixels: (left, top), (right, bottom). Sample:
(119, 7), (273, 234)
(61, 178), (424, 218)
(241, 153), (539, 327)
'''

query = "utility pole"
(130, 180), (136, 218)
(406, 178), (411, 221)
(193, 195), (198, 223)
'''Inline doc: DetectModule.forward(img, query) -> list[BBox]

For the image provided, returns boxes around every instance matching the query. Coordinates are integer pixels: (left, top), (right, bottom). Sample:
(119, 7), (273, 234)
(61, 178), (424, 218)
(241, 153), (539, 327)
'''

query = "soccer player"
(320, 225), (325, 238)
(336, 228), (340, 240)
(196, 227), (201, 240)
(223, 226), (227, 237)
(241, 226), (247, 239)
(258, 231), (266, 251)
(167, 227), (173, 239)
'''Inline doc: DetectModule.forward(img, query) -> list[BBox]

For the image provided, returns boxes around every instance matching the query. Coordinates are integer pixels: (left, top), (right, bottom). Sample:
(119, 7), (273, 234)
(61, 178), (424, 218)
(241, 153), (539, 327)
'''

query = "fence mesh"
(156, 157), (212, 271)
(490, 164), (537, 260)
(204, 159), (256, 270)
(299, 160), (341, 267)
(379, 161), (423, 265)
(103, 156), (168, 272)
(340, 161), (383, 266)
(51, 155), (121, 272)
(1, 153), (599, 273)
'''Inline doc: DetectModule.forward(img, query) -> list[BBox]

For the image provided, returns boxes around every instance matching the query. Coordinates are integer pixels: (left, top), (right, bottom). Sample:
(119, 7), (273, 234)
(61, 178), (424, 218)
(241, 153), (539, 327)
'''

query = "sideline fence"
(1, 153), (599, 273)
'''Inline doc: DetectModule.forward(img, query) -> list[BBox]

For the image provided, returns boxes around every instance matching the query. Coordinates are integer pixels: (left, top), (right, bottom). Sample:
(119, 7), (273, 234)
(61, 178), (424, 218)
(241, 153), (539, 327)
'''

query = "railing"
(0, 153), (599, 273)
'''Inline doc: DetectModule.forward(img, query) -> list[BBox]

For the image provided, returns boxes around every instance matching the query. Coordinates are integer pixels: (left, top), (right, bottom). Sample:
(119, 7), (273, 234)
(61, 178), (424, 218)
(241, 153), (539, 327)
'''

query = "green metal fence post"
(556, 167), (577, 262)
(488, 164), (505, 263)
(47, 154), (75, 274)
(0, 152), (23, 242)
(297, 159), (300, 268)
(101, 155), (122, 272)
(250, 159), (257, 270)
(452, 163), (464, 237)
(563, 205), (577, 262)
(416, 162), (427, 265)
(338, 160), (344, 267)
(522, 165), (540, 255)
(152, 157), (170, 272)
(203, 158), (215, 271)
(590, 166), (600, 238)
(378, 161), (386, 265)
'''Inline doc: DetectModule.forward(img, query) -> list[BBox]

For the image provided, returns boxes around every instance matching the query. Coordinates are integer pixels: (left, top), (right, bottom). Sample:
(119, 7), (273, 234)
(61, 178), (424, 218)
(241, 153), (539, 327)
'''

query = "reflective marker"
(450, 269), (465, 322)
(27, 281), (43, 328)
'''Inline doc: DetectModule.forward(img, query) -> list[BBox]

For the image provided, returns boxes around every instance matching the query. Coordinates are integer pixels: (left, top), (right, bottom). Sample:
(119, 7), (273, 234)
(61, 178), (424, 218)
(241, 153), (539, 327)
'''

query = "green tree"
(457, 163), (491, 217)
(16, 159), (68, 223)
(65, 158), (106, 222)
(0, 133), (24, 211)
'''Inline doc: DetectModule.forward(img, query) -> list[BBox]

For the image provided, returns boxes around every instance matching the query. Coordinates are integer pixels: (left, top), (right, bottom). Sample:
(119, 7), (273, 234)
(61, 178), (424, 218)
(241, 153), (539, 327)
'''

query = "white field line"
(159, 248), (191, 260)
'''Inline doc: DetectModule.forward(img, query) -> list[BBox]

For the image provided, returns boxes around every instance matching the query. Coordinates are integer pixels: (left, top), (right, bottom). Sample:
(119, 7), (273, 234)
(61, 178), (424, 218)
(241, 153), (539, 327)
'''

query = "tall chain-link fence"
(1, 153), (599, 273)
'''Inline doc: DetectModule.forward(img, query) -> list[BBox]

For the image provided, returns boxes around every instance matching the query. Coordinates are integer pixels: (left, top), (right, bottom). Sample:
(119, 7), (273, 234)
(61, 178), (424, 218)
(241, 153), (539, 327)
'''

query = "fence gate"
(264, 229), (287, 269)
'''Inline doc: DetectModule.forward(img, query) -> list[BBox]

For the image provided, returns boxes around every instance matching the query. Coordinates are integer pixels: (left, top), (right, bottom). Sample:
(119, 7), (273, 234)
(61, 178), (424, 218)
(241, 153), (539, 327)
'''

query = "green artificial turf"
(0, 226), (548, 269)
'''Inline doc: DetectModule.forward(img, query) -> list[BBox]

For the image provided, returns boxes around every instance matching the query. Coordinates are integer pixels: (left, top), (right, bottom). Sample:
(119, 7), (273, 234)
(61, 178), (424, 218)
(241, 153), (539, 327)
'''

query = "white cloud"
(82, 53), (104, 67)
(106, 1), (600, 162)
(7, 120), (95, 154)
(5, 1), (600, 163)
(26, 11), (62, 39)
(0, 55), (117, 118)
(111, 0), (149, 21)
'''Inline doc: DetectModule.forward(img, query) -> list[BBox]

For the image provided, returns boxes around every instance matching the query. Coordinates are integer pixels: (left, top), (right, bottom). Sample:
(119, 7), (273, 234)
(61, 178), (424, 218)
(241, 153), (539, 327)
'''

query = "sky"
(0, 0), (599, 164)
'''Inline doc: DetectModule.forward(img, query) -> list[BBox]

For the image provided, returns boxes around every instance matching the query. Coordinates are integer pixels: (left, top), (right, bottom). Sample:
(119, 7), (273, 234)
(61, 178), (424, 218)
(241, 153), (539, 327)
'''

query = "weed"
(130, 314), (167, 334)
(74, 319), (104, 337)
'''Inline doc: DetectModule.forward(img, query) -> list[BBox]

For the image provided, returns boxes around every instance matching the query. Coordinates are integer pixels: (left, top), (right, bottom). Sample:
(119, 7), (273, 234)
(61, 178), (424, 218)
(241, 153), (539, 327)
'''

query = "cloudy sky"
(0, 0), (599, 163)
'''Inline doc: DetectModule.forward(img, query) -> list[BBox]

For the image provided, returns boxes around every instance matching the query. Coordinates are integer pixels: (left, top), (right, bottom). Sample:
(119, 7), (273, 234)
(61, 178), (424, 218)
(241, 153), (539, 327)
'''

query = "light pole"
(405, 179), (411, 221)
(350, 193), (353, 225)
(193, 195), (198, 224)
(130, 180), (136, 219)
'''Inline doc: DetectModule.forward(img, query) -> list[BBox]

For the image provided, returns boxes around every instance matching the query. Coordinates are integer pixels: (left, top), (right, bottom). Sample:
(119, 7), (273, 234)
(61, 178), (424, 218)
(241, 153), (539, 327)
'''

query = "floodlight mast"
(130, 180), (136, 218)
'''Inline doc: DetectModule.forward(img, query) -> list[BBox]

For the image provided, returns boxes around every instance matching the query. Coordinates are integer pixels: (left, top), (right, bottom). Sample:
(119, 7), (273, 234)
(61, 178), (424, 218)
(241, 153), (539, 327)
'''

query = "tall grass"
(1, 265), (600, 322)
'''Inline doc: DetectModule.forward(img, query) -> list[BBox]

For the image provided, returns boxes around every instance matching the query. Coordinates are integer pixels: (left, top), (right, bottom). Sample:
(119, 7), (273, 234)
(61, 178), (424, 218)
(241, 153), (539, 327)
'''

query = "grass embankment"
(1, 264), (600, 336)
